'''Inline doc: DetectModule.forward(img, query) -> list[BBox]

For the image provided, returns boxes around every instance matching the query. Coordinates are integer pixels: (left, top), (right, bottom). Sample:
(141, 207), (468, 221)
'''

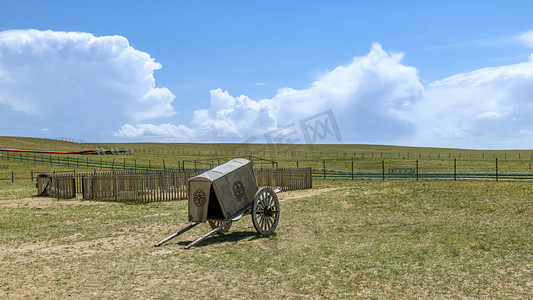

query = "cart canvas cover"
(188, 158), (258, 223)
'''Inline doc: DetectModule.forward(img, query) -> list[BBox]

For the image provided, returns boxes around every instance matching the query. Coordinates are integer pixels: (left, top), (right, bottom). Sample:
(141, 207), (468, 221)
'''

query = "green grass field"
(1, 180), (532, 298)
(1, 137), (533, 298)
(3, 136), (533, 183)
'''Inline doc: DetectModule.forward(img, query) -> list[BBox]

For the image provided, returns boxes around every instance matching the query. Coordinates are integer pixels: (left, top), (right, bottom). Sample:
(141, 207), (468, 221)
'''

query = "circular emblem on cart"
(193, 189), (206, 207)
(233, 181), (245, 199)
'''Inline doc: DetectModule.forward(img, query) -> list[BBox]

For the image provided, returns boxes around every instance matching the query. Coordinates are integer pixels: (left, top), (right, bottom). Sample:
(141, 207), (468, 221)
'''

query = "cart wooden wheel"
(252, 187), (280, 236)
(208, 220), (232, 234)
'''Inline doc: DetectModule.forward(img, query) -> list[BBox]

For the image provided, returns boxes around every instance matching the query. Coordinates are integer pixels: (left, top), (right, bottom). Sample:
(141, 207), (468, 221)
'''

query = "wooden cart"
(155, 158), (280, 249)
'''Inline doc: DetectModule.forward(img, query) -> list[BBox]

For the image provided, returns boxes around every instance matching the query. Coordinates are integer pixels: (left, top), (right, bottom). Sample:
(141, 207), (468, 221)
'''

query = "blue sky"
(1, 1), (533, 149)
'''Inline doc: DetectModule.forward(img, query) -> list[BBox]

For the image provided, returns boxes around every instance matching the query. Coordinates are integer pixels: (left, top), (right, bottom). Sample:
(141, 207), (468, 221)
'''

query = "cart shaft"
(185, 202), (254, 249)
(184, 218), (233, 249)
(154, 222), (199, 247)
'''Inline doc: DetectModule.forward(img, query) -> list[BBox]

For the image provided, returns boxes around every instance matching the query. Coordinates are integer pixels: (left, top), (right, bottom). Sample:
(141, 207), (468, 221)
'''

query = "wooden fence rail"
(37, 174), (76, 199)
(255, 168), (312, 191)
(38, 168), (312, 202)
(82, 172), (191, 202)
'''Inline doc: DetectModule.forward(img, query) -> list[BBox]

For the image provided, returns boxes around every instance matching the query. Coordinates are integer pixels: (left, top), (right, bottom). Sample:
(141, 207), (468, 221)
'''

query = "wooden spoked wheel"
(208, 220), (232, 234)
(252, 187), (280, 236)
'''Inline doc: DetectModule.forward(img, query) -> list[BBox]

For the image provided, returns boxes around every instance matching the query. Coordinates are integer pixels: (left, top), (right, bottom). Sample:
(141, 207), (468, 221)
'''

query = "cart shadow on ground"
(174, 231), (277, 248)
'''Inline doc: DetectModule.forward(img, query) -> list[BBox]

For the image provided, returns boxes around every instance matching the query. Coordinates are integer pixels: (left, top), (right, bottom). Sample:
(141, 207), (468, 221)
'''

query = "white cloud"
(115, 123), (194, 141)
(0, 29), (175, 138)
(4, 29), (533, 149)
(403, 59), (533, 148)
(118, 43), (423, 142)
(476, 111), (505, 119)
(117, 88), (277, 141)
(130, 42), (533, 149)
(518, 30), (533, 48)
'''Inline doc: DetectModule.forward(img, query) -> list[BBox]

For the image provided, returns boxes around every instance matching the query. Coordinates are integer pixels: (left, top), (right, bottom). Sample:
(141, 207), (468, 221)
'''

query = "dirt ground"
(0, 187), (341, 256)
(0, 187), (342, 208)
(2, 182), (533, 298)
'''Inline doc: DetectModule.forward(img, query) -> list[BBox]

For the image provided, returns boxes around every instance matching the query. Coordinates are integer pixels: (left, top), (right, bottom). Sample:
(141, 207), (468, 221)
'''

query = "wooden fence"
(255, 168), (312, 191)
(38, 168), (312, 202)
(82, 172), (190, 202)
(37, 174), (76, 199)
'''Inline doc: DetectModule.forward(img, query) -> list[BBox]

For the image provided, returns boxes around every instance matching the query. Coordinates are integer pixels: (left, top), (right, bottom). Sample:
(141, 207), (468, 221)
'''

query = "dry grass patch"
(1, 180), (532, 298)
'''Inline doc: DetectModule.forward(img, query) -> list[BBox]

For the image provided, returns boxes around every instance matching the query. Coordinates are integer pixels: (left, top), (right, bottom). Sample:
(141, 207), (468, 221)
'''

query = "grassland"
(3, 136), (533, 183)
(1, 137), (533, 298)
(1, 180), (532, 298)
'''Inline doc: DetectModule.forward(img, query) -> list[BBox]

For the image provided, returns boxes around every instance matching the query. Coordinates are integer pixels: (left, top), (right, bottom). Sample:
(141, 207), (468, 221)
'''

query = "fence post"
(351, 160), (354, 180)
(323, 160), (326, 179)
(454, 158), (457, 181)
(416, 160), (419, 181)
(12, 171), (14, 183)
(31, 171), (34, 182)
(496, 158), (498, 181)
(382, 161), (385, 180)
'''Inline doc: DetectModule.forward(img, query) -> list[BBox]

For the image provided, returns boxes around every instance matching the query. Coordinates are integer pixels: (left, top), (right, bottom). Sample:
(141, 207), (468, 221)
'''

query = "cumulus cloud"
(404, 60), (533, 148)
(119, 43), (422, 142)
(4, 29), (533, 149)
(517, 30), (533, 48)
(123, 42), (533, 149)
(117, 88), (277, 142)
(0, 29), (175, 138)
(115, 123), (195, 141)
